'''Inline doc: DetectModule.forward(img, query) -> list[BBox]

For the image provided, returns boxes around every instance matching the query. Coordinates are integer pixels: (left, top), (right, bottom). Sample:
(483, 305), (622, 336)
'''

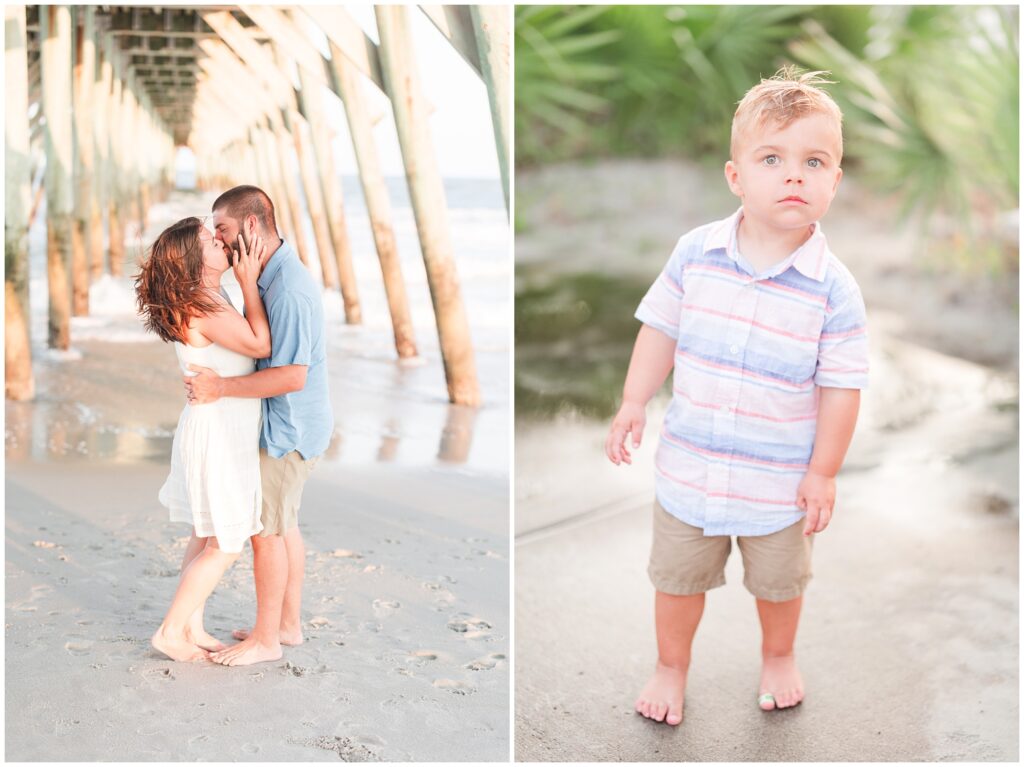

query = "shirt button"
(730, 344), (740, 355)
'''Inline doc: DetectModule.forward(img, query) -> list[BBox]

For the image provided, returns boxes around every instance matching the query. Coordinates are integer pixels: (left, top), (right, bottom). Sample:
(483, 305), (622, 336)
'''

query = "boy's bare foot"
(185, 627), (227, 652)
(231, 626), (304, 646)
(151, 630), (210, 662)
(635, 661), (687, 725)
(758, 654), (804, 710)
(209, 636), (282, 667)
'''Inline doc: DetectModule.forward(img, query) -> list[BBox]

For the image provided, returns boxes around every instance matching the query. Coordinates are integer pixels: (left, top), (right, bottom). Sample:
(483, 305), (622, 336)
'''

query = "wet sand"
(514, 160), (1018, 761)
(6, 186), (510, 762)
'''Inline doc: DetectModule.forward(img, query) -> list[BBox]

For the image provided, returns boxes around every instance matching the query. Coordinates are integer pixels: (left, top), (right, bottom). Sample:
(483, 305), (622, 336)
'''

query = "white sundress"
(158, 342), (263, 553)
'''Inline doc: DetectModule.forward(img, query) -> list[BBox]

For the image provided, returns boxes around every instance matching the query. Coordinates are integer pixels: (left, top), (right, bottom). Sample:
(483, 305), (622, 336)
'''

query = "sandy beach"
(514, 160), (1018, 761)
(6, 183), (510, 762)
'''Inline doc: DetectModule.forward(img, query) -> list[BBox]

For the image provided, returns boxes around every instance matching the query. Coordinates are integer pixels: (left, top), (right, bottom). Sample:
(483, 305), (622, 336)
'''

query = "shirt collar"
(257, 238), (293, 293)
(704, 207), (829, 282)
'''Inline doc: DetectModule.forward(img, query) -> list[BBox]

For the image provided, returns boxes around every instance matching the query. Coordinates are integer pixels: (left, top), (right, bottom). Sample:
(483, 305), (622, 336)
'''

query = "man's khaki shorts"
(647, 499), (813, 602)
(258, 448), (319, 537)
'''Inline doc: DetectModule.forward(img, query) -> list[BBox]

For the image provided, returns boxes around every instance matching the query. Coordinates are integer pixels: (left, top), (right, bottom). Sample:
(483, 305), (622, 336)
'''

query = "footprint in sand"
(406, 650), (439, 667)
(372, 599), (400, 618)
(308, 616), (332, 628)
(446, 615), (492, 638)
(144, 667), (174, 680)
(465, 652), (506, 671)
(471, 549), (504, 560)
(329, 549), (363, 559)
(64, 640), (93, 656)
(298, 735), (381, 762)
(432, 678), (475, 695)
(421, 582), (456, 606)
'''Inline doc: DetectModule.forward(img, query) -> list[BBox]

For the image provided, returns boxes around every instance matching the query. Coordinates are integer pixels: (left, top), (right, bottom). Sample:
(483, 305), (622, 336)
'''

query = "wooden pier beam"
(71, 6), (94, 314)
(269, 43), (338, 291)
(105, 34), (125, 276)
(40, 4), (75, 349)
(375, 6), (480, 405)
(6, 4), (35, 400)
(470, 5), (511, 213)
(327, 40), (417, 358)
(88, 8), (108, 280)
(294, 50), (362, 323)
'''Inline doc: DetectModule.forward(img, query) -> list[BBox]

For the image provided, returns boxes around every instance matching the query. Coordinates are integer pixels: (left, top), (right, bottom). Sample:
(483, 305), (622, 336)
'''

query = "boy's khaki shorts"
(647, 499), (813, 602)
(258, 448), (320, 537)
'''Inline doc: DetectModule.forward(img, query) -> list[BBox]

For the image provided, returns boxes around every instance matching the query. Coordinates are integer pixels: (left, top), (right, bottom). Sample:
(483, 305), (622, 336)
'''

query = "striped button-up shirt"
(636, 208), (868, 536)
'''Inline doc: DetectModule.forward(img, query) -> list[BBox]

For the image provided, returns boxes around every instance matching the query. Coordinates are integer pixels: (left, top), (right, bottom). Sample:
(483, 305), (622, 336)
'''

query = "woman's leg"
(179, 532), (227, 651)
(152, 537), (240, 662)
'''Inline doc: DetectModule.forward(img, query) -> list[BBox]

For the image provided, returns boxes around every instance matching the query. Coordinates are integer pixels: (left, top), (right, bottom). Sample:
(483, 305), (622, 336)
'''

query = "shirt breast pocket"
(768, 302), (826, 384)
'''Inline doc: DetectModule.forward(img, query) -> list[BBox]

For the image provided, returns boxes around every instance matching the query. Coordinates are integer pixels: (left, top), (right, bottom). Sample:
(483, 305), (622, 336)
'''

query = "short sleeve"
(815, 280), (869, 388)
(268, 293), (313, 368)
(635, 237), (688, 340)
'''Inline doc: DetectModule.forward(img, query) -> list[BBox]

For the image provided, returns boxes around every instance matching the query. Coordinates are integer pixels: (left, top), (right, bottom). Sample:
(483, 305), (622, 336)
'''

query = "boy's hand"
(606, 401), (646, 465)
(797, 470), (836, 536)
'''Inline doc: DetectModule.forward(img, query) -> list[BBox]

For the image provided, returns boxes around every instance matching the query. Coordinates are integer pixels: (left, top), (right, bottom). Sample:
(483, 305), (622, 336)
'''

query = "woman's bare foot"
(758, 654), (804, 710)
(231, 626), (304, 646)
(151, 629), (210, 662)
(635, 661), (687, 725)
(209, 636), (282, 667)
(185, 627), (227, 652)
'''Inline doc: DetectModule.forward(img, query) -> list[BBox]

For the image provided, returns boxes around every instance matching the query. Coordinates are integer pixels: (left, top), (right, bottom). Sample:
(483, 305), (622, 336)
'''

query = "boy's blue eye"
(807, 157), (822, 168)
(763, 155), (780, 166)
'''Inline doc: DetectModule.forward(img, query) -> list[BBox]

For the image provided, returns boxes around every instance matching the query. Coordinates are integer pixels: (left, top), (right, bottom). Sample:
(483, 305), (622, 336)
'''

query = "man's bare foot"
(185, 627), (227, 652)
(635, 661), (687, 725)
(151, 629), (210, 662)
(758, 654), (804, 710)
(231, 626), (304, 646)
(209, 636), (282, 667)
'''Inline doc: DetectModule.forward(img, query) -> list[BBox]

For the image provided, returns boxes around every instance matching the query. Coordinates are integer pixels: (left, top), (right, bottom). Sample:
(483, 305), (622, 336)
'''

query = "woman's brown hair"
(135, 217), (222, 343)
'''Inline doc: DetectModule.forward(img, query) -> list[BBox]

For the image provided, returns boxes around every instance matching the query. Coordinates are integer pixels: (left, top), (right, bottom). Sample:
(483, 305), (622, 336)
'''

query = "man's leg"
(756, 595), (805, 709)
(279, 525), (305, 641)
(636, 591), (705, 725)
(231, 525), (305, 645)
(210, 532), (286, 666)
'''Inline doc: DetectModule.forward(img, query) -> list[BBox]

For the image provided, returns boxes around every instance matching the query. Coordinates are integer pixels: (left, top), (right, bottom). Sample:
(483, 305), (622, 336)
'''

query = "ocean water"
(16, 176), (510, 477)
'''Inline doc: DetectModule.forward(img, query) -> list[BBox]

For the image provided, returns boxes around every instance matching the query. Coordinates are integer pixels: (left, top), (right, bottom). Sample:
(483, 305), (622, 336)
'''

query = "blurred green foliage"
(515, 5), (1019, 229)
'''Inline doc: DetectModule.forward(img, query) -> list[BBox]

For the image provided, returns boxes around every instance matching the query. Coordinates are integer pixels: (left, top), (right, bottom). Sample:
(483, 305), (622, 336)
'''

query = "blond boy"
(606, 69), (868, 724)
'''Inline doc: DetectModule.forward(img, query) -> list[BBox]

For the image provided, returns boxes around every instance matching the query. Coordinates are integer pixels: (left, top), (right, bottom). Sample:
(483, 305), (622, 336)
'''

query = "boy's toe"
(666, 702), (683, 726)
(652, 702), (668, 722)
(758, 692), (776, 711)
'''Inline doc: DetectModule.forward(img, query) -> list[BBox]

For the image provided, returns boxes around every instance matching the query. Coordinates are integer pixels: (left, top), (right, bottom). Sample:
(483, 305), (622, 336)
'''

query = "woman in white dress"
(135, 216), (271, 662)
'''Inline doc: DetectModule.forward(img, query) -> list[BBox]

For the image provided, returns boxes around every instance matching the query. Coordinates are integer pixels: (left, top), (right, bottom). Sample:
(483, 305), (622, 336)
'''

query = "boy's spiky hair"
(730, 66), (844, 161)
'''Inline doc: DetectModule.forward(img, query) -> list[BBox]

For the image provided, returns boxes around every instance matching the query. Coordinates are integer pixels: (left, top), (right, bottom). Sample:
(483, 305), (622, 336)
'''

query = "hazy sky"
(329, 6), (502, 179)
(178, 6), (503, 181)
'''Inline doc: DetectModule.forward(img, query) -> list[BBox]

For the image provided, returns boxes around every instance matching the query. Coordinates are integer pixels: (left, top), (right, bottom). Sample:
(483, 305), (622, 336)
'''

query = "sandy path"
(7, 459), (508, 761)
